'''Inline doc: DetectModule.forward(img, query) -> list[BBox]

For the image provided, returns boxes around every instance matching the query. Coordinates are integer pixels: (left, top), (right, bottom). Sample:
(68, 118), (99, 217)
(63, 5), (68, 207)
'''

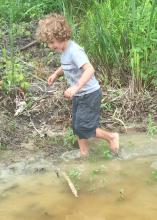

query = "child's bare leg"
(96, 128), (119, 153)
(78, 138), (89, 156)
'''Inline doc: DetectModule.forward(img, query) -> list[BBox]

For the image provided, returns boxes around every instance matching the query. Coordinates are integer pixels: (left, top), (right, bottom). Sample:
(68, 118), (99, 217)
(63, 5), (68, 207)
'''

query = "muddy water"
(0, 157), (157, 220)
(0, 132), (157, 220)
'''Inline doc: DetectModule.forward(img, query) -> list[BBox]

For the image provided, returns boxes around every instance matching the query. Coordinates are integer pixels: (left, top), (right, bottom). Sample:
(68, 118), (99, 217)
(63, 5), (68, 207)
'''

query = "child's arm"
(48, 66), (63, 85)
(64, 63), (95, 98)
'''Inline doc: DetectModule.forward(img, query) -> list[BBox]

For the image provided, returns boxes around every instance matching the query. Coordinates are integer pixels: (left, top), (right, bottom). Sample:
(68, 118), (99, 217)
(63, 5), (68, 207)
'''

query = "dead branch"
(20, 40), (37, 51)
(55, 169), (78, 198)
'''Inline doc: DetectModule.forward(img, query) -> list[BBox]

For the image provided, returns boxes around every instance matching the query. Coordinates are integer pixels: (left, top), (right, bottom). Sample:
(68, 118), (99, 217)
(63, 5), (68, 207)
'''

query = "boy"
(36, 13), (119, 157)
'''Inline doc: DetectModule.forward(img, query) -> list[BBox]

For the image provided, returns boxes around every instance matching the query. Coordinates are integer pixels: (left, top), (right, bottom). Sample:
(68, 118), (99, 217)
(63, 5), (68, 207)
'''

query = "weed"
(68, 168), (81, 190)
(68, 168), (80, 180)
(151, 170), (157, 181)
(0, 143), (7, 150)
(63, 127), (77, 148)
(101, 102), (113, 111)
(9, 120), (17, 131)
(34, 135), (63, 149)
(146, 114), (157, 137)
(146, 170), (157, 185)
(102, 145), (111, 160)
(2, 57), (30, 92)
(1, 10), (30, 93)
(91, 166), (106, 177)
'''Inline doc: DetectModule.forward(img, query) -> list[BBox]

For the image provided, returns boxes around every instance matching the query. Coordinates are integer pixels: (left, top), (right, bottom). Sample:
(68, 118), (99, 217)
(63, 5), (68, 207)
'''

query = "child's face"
(48, 39), (67, 52)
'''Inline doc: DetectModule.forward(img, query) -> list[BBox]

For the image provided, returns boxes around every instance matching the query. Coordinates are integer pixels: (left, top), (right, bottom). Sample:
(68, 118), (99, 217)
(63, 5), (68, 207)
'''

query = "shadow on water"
(0, 132), (157, 220)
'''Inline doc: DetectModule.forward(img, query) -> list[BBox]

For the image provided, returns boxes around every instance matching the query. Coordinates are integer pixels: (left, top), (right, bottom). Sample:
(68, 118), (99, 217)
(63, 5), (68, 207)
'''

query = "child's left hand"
(64, 86), (79, 99)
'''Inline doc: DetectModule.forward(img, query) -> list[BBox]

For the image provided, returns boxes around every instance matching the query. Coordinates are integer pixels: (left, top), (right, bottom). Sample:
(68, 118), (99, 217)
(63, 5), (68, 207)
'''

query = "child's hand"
(64, 86), (79, 99)
(48, 73), (57, 85)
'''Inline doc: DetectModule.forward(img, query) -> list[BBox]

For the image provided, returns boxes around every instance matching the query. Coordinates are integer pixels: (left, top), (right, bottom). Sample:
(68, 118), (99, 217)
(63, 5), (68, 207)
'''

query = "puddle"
(0, 132), (157, 220)
(0, 157), (157, 220)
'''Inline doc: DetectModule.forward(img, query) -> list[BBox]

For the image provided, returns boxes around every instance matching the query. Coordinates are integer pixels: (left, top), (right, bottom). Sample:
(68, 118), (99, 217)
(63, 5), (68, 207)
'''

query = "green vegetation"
(1, 0), (157, 92)
(0, 0), (61, 22)
(68, 168), (80, 180)
(147, 170), (157, 184)
(151, 170), (157, 181)
(0, 8), (30, 93)
(68, 168), (81, 190)
(34, 127), (76, 150)
(146, 114), (157, 136)
(79, 0), (157, 90)
(1, 50), (30, 92)
(0, 143), (7, 150)
(63, 127), (77, 148)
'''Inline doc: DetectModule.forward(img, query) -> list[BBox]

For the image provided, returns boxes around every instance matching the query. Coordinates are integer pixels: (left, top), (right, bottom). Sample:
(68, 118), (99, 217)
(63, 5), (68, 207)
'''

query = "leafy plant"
(1, 8), (30, 92)
(146, 114), (157, 136)
(63, 127), (77, 148)
(68, 168), (81, 190)
(0, 143), (7, 150)
(68, 168), (80, 180)
(151, 170), (157, 181)
(2, 56), (30, 92)
(102, 145), (111, 160)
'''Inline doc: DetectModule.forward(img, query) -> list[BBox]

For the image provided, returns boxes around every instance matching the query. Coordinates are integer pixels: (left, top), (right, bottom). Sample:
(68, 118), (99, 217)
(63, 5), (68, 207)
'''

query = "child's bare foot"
(80, 150), (89, 157)
(109, 132), (119, 154)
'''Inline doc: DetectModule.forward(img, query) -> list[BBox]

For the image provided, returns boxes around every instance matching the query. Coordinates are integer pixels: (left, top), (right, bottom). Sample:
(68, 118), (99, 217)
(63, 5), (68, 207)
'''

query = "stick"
(20, 40), (37, 51)
(55, 170), (78, 198)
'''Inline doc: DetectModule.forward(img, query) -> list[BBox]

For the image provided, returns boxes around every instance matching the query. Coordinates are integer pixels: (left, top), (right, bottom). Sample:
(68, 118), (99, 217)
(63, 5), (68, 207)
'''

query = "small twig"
(20, 40), (37, 51)
(26, 110), (44, 137)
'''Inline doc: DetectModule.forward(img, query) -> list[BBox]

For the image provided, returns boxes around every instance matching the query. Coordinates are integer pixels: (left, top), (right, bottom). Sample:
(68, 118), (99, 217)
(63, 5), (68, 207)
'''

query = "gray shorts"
(72, 89), (102, 139)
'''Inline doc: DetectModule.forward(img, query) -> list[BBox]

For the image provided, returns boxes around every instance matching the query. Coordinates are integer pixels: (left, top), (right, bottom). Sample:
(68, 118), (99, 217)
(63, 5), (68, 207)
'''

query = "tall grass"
(61, 0), (95, 39)
(1, 0), (157, 91)
(0, 0), (93, 22)
(1, 5), (30, 92)
(0, 0), (61, 22)
(129, 0), (157, 91)
(79, 0), (157, 91)
(8, 8), (15, 85)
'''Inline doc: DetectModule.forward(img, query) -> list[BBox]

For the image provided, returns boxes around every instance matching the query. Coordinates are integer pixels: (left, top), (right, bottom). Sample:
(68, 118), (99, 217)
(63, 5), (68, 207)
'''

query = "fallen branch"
(55, 170), (78, 198)
(20, 40), (37, 51)
(29, 114), (45, 137)
(113, 117), (127, 133)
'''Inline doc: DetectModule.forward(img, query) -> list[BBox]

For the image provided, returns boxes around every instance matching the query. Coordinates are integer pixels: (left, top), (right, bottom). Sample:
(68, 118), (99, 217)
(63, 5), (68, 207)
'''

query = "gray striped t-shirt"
(60, 40), (100, 96)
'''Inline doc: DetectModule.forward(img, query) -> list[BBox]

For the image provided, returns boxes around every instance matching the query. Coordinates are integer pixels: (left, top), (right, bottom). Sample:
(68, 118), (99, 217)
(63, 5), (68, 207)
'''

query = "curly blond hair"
(36, 13), (72, 43)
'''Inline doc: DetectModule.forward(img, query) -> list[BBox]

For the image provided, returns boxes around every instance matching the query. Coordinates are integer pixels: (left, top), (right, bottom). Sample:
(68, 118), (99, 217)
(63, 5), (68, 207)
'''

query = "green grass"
(0, 143), (8, 150)
(79, 0), (157, 90)
(146, 114), (157, 137)
(1, 0), (157, 92)
(0, 0), (62, 22)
